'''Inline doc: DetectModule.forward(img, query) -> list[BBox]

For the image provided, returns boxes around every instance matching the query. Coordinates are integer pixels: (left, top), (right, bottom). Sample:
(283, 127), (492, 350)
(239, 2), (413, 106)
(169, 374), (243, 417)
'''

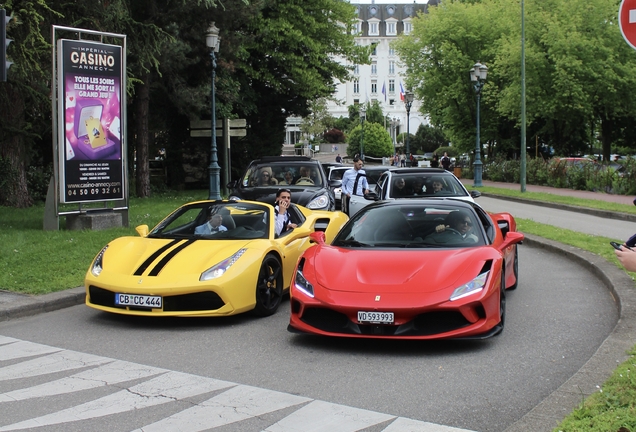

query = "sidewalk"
(463, 179), (636, 206)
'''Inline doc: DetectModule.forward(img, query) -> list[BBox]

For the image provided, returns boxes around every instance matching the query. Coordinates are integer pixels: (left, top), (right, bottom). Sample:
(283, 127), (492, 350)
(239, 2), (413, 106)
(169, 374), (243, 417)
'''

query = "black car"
(227, 156), (337, 211)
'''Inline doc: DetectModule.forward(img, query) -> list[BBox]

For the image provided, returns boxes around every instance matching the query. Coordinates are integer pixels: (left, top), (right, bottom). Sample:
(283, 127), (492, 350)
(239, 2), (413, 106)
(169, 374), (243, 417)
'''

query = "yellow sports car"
(85, 200), (348, 317)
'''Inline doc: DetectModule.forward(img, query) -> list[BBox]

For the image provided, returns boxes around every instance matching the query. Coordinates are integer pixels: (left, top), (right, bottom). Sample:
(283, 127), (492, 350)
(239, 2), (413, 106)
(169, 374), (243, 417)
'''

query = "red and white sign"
(620, 0), (636, 50)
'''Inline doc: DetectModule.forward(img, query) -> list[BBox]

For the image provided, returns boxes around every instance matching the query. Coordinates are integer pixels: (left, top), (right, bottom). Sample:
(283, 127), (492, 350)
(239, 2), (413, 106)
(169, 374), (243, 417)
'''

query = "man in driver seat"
(430, 211), (478, 242)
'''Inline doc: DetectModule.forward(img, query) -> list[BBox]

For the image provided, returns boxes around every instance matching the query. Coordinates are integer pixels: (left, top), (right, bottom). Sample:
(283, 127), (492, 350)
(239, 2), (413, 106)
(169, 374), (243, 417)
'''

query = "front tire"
(253, 254), (283, 317)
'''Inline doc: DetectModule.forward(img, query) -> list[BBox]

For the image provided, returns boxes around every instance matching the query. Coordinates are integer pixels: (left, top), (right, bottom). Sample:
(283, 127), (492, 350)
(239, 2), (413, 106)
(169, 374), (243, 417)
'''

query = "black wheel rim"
(256, 257), (282, 312)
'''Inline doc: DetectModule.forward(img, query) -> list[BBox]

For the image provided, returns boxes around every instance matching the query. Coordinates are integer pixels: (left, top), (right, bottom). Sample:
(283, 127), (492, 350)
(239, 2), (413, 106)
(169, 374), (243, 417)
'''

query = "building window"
(371, 80), (377, 94)
(371, 62), (377, 75)
(389, 79), (395, 93)
(389, 99), (395, 106)
(354, 65), (359, 75)
(353, 79), (360, 94)
(389, 47), (395, 56)
(369, 22), (379, 36)
(389, 61), (395, 75)
(403, 22), (412, 35)
(352, 21), (362, 35)
(386, 22), (397, 36)
(371, 45), (377, 56)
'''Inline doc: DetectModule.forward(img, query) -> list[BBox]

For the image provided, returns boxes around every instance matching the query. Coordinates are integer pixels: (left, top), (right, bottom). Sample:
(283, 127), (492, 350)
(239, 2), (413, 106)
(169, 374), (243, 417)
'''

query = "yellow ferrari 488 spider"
(85, 199), (348, 317)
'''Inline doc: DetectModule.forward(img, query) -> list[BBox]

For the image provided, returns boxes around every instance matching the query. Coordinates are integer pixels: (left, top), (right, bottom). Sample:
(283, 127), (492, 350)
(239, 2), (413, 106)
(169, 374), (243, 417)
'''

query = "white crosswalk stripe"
(0, 338), (474, 432)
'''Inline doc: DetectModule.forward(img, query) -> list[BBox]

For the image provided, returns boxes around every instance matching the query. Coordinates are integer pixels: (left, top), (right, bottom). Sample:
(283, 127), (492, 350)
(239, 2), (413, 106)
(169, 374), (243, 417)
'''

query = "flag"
(399, 82), (405, 101)
(381, 82), (386, 101)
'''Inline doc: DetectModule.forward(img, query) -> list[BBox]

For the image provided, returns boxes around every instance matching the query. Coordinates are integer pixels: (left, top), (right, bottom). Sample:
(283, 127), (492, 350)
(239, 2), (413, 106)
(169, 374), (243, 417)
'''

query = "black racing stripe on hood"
(133, 239), (183, 276)
(148, 239), (197, 276)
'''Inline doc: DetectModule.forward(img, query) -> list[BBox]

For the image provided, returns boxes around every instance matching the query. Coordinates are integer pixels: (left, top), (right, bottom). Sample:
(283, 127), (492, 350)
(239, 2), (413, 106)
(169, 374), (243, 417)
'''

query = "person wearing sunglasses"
(430, 210), (478, 243)
(256, 167), (277, 186)
(274, 188), (298, 236)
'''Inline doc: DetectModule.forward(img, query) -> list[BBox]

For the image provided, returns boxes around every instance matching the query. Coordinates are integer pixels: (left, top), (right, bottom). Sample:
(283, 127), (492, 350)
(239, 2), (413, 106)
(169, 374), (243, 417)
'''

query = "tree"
(346, 122), (393, 159)
(395, 0), (636, 164)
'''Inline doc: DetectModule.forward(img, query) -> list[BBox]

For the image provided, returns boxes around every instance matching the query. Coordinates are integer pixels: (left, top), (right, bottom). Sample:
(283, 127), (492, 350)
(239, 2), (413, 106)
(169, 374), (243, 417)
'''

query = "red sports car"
(288, 199), (524, 339)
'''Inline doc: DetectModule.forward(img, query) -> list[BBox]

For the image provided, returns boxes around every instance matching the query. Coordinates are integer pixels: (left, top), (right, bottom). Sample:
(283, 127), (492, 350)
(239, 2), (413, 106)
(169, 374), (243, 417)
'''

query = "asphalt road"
(0, 241), (618, 432)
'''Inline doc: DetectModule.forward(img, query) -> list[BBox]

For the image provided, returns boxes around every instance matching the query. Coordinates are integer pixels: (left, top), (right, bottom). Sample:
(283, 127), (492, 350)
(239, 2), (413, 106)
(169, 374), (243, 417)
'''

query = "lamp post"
(469, 61), (488, 187)
(390, 117), (399, 157)
(404, 91), (414, 156)
(359, 105), (366, 160)
(206, 23), (222, 200)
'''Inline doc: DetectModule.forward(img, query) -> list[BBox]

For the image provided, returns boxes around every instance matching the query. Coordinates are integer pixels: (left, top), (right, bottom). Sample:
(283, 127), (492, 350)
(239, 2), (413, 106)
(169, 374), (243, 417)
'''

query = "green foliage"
(411, 124), (449, 153)
(346, 122), (393, 159)
(395, 0), (636, 160)
(482, 156), (636, 195)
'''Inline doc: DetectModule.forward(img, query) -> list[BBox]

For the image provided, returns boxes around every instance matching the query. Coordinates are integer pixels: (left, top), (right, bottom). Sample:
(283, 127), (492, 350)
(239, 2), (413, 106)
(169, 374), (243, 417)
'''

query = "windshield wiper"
(336, 239), (370, 247)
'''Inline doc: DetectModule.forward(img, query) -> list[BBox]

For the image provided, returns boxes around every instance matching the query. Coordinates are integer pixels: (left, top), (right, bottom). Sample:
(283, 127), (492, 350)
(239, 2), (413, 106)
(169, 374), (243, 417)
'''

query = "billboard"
(57, 39), (124, 203)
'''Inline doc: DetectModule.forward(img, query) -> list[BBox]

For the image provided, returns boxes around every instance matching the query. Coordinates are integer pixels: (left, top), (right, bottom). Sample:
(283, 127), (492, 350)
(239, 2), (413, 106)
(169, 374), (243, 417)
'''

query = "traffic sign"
(619, 0), (636, 50)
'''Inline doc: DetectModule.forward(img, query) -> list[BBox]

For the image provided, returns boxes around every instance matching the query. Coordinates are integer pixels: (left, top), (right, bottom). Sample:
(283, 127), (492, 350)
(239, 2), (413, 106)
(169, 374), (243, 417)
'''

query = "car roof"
(366, 198), (477, 210)
(253, 156), (314, 163)
(388, 167), (450, 174)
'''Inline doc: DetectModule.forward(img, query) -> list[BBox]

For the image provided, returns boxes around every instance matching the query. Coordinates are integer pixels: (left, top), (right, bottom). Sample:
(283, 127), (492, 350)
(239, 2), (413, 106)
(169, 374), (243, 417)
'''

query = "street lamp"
(206, 22), (222, 200)
(359, 105), (367, 160)
(404, 91), (414, 156)
(469, 61), (488, 187)
(390, 117), (400, 156)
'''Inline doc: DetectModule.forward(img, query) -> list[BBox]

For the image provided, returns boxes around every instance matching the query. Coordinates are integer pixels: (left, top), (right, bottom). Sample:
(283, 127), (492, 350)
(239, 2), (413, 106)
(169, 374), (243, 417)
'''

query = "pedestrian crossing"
(0, 336), (473, 431)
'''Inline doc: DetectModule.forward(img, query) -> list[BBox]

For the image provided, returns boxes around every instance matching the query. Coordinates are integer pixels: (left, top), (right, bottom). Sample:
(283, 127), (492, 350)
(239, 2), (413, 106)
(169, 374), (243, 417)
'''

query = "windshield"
(149, 202), (270, 240)
(390, 173), (469, 198)
(241, 162), (325, 188)
(333, 204), (484, 248)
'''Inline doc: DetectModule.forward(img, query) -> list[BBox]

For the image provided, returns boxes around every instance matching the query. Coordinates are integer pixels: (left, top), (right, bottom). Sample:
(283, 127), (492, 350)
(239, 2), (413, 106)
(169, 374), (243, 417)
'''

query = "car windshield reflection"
(148, 202), (270, 240)
(333, 204), (484, 248)
(241, 162), (326, 188)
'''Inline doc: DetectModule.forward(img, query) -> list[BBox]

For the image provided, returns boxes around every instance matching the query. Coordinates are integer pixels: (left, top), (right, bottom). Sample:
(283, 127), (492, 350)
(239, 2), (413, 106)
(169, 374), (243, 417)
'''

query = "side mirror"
(309, 231), (326, 244)
(364, 192), (378, 201)
(470, 190), (481, 198)
(500, 231), (524, 249)
(227, 180), (237, 189)
(135, 225), (149, 237)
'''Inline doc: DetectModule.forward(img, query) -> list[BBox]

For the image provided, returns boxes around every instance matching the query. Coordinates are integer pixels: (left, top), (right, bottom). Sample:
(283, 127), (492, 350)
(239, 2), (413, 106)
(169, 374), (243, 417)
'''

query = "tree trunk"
(0, 83), (32, 208)
(135, 74), (151, 198)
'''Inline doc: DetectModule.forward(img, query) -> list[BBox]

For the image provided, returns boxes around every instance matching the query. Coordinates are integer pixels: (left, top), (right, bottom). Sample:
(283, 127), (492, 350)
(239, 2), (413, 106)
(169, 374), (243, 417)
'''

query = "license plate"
(115, 293), (162, 309)
(357, 311), (394, 324)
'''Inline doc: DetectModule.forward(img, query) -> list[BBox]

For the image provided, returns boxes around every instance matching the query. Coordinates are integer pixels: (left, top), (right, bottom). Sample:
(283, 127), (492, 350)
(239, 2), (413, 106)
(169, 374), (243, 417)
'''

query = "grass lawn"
(1, 187), (635, 430)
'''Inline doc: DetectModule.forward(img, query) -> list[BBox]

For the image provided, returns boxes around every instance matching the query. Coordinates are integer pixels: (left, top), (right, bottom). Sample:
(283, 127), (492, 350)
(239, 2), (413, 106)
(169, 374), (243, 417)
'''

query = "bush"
(481, 156), (635, 196)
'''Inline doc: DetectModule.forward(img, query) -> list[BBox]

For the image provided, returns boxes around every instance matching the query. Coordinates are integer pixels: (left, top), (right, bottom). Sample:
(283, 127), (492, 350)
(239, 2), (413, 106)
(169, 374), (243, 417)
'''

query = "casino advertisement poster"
(57, 39), (124, 203)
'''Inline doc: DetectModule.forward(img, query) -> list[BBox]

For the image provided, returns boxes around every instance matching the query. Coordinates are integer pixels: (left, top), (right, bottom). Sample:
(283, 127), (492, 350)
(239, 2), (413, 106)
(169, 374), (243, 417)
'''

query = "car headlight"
(307, 193), (330, 210)
(294, 260), (314, 297)
(450, 271), (489, 301)
(200, 248), (247, 281)
(91, 246), (108, 277)
(229, 196), (241, 201)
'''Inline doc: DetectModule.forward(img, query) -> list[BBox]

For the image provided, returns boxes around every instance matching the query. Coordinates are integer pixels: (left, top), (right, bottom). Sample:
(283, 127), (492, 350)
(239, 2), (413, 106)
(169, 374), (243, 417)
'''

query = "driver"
(195, 214), (227, 235)
(431, 210), (477, 242)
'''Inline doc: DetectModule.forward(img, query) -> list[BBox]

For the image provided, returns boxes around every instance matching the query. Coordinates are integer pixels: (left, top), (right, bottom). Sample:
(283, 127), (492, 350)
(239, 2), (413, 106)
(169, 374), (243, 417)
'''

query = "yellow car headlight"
(200, 248), (247, 281)
(91, 245), (109, 277)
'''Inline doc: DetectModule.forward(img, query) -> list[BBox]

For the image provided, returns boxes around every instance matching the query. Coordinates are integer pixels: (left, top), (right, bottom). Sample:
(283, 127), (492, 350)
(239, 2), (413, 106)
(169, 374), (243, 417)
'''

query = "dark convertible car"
(227, 156), (337, 211)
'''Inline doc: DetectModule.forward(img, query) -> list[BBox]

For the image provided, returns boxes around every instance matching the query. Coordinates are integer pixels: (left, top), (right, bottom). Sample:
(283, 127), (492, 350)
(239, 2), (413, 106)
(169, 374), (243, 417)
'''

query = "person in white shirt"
(274, 188), (298, 236)
(341, 157), (369, 214)
(195, 214), (228, 235)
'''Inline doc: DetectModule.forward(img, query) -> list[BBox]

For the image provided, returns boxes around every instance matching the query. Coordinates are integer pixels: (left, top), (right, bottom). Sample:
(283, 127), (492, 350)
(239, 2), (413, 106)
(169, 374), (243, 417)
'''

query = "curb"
(481, 193), (636, 223)
(0, 287), (85, 322)
(504, 234), (636, 432)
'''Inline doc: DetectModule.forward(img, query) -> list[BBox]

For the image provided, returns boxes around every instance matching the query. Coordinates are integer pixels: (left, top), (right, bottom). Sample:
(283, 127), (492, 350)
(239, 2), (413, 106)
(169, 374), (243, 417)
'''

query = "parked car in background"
(228, 156), (337, 211)
(326, 165), (351, 210)
(346, 168), (480, 217)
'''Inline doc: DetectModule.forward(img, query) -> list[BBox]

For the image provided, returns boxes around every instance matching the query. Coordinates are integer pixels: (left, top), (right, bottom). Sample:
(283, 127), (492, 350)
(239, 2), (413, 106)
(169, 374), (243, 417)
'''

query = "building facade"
(285, 1), (437, 150)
